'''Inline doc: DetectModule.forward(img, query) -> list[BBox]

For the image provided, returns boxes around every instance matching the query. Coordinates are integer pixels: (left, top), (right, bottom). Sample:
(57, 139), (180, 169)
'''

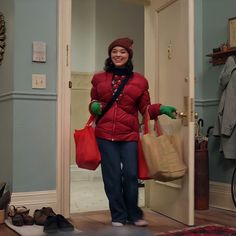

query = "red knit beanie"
(108, 37), (133, 58)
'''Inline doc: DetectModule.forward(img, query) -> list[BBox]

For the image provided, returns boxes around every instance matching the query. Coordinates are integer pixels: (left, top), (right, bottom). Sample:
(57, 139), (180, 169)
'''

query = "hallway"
(70, 173), (145, 213)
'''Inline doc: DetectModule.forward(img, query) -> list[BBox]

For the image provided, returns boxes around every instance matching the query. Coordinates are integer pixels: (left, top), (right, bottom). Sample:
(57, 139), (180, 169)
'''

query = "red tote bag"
(138, 137), (152, 180)
(74, 116), (101, 170)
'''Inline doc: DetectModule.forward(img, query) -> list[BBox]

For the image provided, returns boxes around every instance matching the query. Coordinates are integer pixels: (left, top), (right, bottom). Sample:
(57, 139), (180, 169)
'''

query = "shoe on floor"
(112, 222), (124, 227)
(22, 213), (34, 225)
(11, 214), (24, 227)
(34, 207), (56, 225)
(41, 207), (56, 217)
(33, 209), (48, 225)
(43, 216), (58, 234)
(57, 214), (74, 231)
(134, 219), (148, 227)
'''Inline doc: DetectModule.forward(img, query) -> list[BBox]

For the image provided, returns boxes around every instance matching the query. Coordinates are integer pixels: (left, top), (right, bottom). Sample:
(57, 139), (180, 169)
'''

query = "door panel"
(145, 0), (194, 225)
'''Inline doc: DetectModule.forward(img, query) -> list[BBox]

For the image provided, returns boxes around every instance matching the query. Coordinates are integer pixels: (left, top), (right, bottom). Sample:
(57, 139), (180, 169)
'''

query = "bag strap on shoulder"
(96, 76), (130, 124)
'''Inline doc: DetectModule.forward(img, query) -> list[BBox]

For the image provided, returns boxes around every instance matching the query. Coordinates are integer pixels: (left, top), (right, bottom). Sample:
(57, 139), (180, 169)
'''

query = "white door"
(144, 0), (195, 225)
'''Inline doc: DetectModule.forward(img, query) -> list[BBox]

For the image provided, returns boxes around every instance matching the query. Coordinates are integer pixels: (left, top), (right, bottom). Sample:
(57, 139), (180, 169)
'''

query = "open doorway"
(69, 0), (146, 213)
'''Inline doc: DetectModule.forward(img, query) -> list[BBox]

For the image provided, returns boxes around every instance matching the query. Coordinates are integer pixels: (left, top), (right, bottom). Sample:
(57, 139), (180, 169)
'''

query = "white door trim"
(144, 0), (195, 225)
(57, 0), (72, 217)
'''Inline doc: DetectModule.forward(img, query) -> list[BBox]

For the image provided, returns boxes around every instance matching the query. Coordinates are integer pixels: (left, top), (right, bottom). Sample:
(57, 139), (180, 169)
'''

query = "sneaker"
(134, 219), (148, 227)
(112, 222), (124, 227)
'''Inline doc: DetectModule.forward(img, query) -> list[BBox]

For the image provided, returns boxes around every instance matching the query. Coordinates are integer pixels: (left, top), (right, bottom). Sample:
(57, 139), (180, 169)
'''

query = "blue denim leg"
(120, 141), (143, 222)
(97, 138), (127, 224)
(96, 138), (143, 224)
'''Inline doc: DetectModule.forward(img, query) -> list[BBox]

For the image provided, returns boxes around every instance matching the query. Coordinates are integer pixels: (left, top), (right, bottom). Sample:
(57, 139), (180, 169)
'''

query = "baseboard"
(209, 181), (236, 211)
(70, 164), (102, 182)
(10, 190), (57, 214)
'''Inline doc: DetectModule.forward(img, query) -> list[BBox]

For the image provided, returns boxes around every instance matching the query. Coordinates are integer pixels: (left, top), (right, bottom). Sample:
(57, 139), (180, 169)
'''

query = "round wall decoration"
(0, 12), (6, 65)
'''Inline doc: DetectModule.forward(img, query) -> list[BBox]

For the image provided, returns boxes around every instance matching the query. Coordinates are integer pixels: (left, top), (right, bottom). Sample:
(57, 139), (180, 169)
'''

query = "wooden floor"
(1, 207), (236, 236)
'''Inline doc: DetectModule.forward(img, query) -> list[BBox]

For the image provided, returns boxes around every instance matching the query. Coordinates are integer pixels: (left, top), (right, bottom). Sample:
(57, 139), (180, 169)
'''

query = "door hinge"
(190, 98), (194, 122)
(66, 44), (69, 66)
(69, 81), (72, 88)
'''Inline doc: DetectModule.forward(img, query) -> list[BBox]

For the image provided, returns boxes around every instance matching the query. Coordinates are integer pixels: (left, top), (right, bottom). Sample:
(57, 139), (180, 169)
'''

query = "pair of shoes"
(33, 207), (56, 225)
(43, 214), (74, 234)
(8, 205), (34, 226)
(133, 219), (148, 227)
(112, 222), (124, 227)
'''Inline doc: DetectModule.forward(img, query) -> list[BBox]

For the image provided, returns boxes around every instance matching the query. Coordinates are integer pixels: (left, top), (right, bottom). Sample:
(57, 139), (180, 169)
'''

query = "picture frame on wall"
(229, 17), (236, 48)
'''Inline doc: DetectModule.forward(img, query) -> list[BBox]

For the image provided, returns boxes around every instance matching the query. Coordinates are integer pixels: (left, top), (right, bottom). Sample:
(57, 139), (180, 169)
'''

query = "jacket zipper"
(111, 102), (117, 141)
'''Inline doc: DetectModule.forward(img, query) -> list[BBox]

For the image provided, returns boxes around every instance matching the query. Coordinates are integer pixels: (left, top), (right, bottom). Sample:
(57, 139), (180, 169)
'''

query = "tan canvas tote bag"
(141, 112), (187, 182)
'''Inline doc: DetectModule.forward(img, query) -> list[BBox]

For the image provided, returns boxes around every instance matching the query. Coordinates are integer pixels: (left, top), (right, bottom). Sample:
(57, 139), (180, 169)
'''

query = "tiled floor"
(70, 169), (145, 213)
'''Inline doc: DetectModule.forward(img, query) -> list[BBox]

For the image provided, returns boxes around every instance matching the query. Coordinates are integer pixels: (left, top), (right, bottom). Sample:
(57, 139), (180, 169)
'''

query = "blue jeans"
(96, 138), (143, 224)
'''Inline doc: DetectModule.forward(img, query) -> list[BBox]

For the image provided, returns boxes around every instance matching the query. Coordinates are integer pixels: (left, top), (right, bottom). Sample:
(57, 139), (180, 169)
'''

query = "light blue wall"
(195, 0), (236, 183)
(1, 0), (235, 193)
(0, 0), (57, 192)
(0, 0), (14, 188)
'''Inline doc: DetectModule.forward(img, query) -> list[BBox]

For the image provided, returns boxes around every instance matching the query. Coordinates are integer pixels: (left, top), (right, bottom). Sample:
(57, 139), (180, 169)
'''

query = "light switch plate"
(32, 74), (46, 89)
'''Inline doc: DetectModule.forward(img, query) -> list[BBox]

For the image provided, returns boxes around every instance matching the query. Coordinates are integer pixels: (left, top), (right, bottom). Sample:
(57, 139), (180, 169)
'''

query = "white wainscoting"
(209, 181), (236, 211)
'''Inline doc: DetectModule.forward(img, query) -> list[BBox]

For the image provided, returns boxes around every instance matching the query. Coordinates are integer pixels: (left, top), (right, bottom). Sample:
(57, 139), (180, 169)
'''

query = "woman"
(89, 38), (176, 227)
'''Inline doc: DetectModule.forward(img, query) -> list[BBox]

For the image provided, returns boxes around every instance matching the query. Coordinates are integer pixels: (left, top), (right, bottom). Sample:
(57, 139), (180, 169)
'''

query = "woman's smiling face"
(111, 46), (129, 68)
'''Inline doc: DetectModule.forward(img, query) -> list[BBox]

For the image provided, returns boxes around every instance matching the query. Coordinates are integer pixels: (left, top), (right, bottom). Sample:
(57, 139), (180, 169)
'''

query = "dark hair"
(104, 57), (133, 77)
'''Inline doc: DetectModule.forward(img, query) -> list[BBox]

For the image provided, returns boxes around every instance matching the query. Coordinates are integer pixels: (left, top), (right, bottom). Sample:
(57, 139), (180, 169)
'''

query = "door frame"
(144, 0), (195, 225)
(57, 0), (193, 217)
(57, 0), (72, 217)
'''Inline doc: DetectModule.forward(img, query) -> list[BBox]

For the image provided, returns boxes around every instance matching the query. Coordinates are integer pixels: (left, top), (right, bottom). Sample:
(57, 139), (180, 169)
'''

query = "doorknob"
(177, 111), (187, 118)
(176, 111), (188, 126)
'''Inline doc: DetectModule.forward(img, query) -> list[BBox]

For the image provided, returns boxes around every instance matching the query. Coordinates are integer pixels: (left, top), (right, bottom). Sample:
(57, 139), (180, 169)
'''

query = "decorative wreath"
(0, 12), (6, 65)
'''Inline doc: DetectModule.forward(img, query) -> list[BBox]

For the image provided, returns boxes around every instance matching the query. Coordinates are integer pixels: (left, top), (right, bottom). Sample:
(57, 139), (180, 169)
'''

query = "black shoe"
(43, 216), (58, 234)
(57, 214), (74, 232)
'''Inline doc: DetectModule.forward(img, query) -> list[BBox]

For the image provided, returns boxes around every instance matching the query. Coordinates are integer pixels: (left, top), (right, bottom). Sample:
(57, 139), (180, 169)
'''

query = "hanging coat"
(213, 56), (236, 159)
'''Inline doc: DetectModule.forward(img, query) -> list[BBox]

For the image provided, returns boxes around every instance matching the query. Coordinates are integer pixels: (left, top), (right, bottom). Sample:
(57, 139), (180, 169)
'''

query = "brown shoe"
(34, 207), (56, 225)
(41, 207), (56, 217)
(22, 213), (34, 225)
(11, 214), (24, 227)
(34, 209), (48, 225)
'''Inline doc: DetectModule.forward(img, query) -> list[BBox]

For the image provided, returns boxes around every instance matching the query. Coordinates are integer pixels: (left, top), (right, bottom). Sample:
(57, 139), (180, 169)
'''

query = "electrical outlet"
(32, 74), (46, 89)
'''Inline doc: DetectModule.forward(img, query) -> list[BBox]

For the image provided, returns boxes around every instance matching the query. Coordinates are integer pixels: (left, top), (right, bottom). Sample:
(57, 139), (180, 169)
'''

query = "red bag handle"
(143, 108), (162, 136)
(86, 115), (96, 127)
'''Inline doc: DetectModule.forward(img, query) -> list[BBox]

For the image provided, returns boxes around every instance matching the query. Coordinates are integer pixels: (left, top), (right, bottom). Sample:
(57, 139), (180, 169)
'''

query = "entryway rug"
(157, 224), (236, 236)
(5, 218), (82, 236)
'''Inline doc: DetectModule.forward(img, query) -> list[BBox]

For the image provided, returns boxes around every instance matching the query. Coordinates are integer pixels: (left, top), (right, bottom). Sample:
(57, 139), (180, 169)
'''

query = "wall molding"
(10, 190), (57, 213)
(0, 91), (57, 102)
(209, 181), (236, 211)
(195, 99), (219, 107)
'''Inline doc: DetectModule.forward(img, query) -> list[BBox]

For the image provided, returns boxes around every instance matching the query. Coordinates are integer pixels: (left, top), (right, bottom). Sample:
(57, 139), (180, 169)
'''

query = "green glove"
(160, 105), (176, 119)
(90, 101), (102, 116)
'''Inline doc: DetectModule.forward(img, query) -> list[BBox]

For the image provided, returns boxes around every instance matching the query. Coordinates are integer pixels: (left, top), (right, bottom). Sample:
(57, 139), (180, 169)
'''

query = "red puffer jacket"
(90, 71), (161, 141)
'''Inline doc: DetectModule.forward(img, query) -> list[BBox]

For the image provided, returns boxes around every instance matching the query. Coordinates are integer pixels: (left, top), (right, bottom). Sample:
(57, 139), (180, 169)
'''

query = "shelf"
(206, 47), (236, 65)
